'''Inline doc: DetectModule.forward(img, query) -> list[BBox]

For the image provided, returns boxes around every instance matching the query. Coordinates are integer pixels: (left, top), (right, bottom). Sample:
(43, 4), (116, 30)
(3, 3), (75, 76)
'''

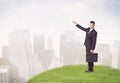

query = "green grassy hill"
(27, 65), (120, 83)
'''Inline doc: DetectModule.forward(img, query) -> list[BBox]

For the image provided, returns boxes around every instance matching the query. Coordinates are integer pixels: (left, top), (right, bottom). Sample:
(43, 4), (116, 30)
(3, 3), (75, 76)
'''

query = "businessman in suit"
(72, 20), (97, 72)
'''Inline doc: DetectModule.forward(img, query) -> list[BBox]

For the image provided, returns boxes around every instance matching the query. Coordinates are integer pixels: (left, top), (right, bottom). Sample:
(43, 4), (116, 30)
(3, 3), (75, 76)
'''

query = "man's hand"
(90, 50), (94, 53)
(72, 21), (77, 25)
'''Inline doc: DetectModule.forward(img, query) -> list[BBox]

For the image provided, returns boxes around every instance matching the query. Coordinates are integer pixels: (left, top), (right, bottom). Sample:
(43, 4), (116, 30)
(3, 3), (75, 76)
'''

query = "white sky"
(0, 0), (120, 56)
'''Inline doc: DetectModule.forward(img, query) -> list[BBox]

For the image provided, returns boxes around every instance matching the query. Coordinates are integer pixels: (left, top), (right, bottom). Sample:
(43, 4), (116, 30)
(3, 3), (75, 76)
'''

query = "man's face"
(89, 23), (95, 28)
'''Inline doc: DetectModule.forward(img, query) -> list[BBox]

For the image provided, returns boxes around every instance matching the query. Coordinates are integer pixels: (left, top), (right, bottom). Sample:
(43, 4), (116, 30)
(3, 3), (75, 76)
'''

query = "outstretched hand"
(72, 21), (77, 25)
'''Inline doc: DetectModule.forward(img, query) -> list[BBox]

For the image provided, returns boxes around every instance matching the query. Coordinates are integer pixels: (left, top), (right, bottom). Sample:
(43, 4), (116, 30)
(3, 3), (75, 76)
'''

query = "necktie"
(88, 29), (92, 33)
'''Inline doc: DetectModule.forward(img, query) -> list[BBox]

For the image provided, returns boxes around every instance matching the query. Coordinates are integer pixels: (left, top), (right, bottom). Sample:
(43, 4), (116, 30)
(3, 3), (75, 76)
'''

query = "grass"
(27, 65), (120, 83)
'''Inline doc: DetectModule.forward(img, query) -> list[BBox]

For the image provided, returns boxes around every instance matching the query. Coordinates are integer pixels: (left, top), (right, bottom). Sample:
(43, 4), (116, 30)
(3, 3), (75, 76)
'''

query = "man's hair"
(90, 21), (95, 25)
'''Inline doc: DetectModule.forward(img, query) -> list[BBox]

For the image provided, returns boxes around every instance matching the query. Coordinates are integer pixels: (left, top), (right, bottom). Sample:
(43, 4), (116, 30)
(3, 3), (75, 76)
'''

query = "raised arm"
(76, 24), (89, 32)
(72, 21), (89, 32)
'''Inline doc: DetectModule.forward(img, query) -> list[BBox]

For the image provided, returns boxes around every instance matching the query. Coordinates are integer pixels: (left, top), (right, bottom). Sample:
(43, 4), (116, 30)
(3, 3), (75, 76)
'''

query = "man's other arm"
(91, 32), (97, 51)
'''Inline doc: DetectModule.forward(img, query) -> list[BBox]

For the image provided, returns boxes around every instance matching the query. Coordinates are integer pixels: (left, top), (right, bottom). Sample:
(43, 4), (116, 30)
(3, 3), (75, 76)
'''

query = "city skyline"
(0, 29), (120, 81)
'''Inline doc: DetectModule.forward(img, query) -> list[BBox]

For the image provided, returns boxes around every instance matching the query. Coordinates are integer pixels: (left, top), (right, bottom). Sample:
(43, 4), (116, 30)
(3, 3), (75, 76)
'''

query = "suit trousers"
(85, 45), (94, 71)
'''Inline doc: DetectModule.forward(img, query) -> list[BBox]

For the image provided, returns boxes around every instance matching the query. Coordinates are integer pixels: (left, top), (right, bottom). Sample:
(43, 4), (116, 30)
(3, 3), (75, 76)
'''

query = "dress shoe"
(85, 70), (94, 72)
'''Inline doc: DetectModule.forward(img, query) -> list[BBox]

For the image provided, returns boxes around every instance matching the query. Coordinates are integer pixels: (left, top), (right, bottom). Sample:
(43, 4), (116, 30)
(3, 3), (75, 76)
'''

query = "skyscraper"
(32, 35), (45, 75)
(1, 46), (9, 65)
(96, 44), (112, 66)
(33, 35), (55, 74)
(111, 40), (120, 69)
(0, 65), (9, 83)
(33, 35), (45, 54)
(60, 31), (84, 65)
(9, 29), (33, 80)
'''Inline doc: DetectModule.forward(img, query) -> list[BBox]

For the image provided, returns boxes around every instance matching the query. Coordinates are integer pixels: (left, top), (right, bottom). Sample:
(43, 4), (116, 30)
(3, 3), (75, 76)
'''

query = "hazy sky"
(0, 0), (120, 55)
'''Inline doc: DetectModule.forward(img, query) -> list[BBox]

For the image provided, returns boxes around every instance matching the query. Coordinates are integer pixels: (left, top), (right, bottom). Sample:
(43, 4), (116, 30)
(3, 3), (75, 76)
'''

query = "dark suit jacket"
(76, 24), (97, 51)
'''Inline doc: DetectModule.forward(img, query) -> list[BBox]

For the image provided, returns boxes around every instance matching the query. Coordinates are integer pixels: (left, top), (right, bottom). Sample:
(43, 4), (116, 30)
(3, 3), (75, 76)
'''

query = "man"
(72, 20), (97, 72)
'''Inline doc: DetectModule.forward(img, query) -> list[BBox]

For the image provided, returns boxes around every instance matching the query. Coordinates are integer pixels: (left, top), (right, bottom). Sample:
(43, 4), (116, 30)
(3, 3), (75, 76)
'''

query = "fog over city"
(0, 0), (120, 46)
(0, 0), (120, 82)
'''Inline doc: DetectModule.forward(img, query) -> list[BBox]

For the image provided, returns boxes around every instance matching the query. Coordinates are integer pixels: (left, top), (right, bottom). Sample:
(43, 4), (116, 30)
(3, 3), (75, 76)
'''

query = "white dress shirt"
(88, 28), (93, 33)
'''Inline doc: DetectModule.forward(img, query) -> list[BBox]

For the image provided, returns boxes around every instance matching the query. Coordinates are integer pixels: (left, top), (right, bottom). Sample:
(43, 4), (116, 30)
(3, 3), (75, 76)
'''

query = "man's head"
(89, 21), (95, 29)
